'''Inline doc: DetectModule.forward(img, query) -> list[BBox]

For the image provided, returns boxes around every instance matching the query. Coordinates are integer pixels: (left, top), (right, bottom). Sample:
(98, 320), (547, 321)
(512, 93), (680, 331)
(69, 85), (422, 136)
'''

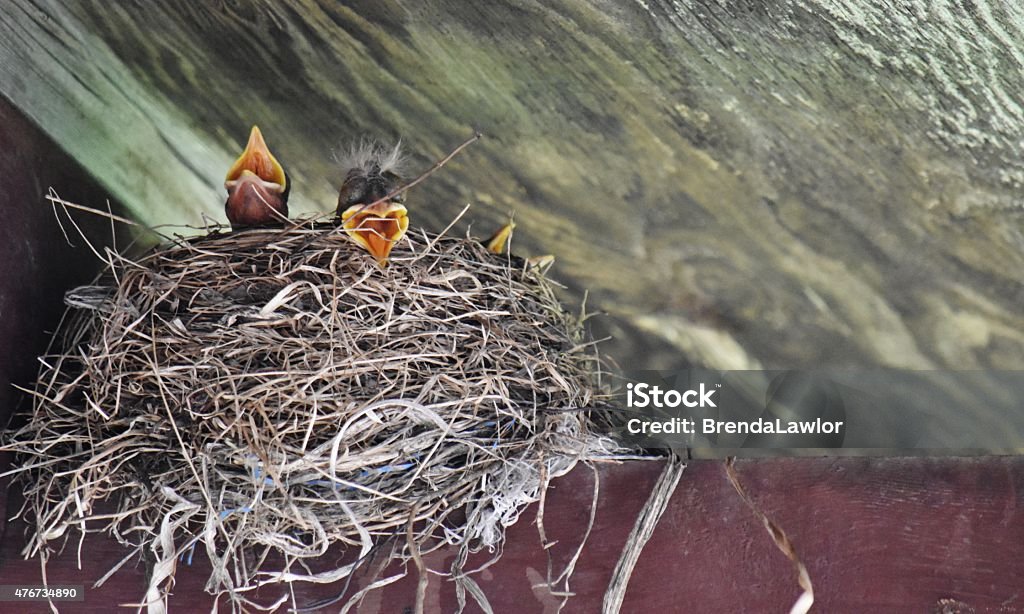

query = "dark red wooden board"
(1, 458), (1022, 613)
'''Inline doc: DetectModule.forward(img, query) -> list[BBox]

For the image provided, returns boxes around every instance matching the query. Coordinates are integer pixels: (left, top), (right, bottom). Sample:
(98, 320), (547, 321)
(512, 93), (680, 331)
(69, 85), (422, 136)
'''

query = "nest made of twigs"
(3, 220), (618, 611)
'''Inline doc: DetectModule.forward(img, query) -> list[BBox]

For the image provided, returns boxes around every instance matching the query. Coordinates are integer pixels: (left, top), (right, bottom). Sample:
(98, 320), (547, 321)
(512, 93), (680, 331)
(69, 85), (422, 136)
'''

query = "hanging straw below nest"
(3, 218), (621, 612)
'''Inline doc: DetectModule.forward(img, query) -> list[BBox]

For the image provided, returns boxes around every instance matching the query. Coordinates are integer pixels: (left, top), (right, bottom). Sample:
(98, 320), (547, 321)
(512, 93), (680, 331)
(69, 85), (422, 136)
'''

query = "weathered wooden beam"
(3, 2), (1024, 372)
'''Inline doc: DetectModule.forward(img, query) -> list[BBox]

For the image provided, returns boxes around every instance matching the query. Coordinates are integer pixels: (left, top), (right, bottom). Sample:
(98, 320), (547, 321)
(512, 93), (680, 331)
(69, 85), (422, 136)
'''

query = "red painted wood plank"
(1, 458), (1021, 613)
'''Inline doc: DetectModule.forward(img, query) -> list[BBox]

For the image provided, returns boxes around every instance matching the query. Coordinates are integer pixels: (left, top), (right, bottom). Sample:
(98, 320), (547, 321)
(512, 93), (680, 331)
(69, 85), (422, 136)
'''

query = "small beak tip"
(247, 125), (267, 148)
(226, 126), (286, 187)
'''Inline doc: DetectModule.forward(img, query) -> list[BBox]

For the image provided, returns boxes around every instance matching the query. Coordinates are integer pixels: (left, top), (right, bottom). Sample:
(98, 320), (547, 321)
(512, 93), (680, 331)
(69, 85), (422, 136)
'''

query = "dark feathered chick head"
(336, 141), (409, 264)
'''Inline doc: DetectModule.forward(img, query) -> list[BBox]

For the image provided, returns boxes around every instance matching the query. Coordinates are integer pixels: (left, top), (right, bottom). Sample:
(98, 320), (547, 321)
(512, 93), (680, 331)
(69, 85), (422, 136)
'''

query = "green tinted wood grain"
(3, 0), (1024, 369)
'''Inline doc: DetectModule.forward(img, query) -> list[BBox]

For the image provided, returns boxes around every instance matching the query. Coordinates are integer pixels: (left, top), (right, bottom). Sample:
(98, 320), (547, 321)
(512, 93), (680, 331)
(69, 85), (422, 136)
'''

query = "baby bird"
(483, 218), (554, 271)
(484, 220), (516, 254)
(224, 125), (289, 229)
(335, 141), (410, 264)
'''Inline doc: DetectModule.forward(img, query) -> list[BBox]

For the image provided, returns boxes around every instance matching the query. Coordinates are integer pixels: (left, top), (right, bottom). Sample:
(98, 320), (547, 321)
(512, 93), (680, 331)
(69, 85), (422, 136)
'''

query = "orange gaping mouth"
(225, 125), (287, 190)
(341, 202), (409, 264)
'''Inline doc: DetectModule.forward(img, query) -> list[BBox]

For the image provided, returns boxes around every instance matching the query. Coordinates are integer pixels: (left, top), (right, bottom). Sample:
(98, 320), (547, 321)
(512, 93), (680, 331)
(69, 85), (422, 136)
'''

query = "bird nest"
(3, 221), (618, 611)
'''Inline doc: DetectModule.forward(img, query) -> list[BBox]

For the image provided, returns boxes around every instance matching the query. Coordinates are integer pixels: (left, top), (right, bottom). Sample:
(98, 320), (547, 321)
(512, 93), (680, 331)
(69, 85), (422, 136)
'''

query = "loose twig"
(725, 458), (814, 614)
(346, 132), (483, 219)
(602, 454), (686, 614)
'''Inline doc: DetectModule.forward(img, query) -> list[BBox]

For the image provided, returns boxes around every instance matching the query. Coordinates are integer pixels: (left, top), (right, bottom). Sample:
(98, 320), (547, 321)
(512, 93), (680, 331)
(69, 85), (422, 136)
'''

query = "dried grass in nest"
(3, 218), (621, 612)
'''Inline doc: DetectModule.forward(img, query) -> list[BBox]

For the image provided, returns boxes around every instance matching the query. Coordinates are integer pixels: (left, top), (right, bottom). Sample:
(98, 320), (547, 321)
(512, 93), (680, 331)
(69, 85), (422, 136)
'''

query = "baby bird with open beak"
(336, 142), (410, 264)
(224, 125), (290, 229)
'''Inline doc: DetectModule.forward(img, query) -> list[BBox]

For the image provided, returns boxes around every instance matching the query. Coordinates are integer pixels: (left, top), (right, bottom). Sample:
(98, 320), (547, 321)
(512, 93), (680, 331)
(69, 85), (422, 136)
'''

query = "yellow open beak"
(224, 126), (289, 229)
(340, 202), (409, 264)
(485, 220), (516, 254)
(225, 125), (287, 189)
